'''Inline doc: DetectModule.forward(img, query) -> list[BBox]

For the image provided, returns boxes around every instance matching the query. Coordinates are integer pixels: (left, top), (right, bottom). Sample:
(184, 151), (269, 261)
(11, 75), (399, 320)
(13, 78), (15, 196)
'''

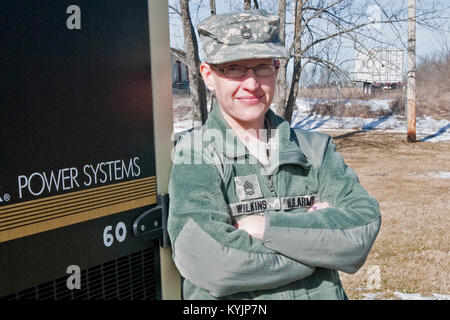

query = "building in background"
(170, 47), (189, 90)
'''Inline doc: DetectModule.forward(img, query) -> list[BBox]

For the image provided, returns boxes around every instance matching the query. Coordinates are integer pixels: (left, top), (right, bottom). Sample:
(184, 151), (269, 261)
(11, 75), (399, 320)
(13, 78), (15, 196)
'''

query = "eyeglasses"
(210, 63), (279, 78)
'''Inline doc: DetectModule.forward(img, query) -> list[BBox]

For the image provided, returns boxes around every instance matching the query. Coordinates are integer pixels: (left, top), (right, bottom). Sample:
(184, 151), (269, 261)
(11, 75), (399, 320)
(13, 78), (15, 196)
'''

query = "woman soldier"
(168, 9), (381, 300)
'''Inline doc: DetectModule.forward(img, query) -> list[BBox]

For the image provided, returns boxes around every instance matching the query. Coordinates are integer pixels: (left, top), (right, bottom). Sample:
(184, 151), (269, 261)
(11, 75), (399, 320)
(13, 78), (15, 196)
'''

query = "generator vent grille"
(1, 248), (159, 300)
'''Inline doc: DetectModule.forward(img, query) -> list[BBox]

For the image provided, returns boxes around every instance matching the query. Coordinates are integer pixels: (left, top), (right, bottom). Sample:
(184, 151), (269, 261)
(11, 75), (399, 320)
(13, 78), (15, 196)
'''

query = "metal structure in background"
(0, 0), (180, 299)
(354, 49), (404, 94)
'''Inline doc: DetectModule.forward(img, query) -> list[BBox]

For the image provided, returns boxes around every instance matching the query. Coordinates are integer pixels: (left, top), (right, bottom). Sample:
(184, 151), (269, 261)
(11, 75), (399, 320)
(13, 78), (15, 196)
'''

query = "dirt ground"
(325, 130), (450, 300)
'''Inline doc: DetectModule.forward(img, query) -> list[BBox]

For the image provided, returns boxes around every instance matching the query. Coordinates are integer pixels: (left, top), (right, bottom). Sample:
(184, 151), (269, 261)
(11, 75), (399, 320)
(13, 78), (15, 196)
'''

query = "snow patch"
(291, 98), (450, 143)
(171, 97), (450, 143)
(361, 291), (450, 300)
(428, 172), (450, 179)
(393, 291), (450, 300)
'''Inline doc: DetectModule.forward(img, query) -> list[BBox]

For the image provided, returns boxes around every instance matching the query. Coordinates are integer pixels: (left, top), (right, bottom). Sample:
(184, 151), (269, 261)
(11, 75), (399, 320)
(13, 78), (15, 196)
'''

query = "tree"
(175, 0), (208, 125)
(209, 0), (216, 15)
(244, 0), (259, 10)
(273, 0), (288, 117)
(170, 0), (448, 124)
(209, 0), (216, 111)
(273, 0), (448, 123)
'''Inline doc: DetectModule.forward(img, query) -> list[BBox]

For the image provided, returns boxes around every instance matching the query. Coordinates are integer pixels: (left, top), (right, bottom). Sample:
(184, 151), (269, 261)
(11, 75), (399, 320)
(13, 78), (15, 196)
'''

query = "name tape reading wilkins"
(229, 194), (317, 216)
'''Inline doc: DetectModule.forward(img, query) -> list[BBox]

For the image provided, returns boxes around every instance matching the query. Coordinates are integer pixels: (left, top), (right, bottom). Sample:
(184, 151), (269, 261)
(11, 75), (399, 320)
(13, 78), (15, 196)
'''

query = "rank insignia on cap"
(241, 26), (253, 39)
(234, 174), (262, 201)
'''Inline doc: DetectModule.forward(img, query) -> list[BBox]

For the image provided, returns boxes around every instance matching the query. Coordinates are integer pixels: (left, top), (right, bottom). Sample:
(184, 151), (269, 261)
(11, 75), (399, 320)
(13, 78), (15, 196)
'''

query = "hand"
(233, 215), (265, 240)
(307, 201), (331, 212)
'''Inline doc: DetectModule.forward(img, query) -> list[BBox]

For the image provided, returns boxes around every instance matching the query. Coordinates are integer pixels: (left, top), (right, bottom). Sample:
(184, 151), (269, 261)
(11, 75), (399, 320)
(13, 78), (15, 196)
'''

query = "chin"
(235, 110), (267, 124)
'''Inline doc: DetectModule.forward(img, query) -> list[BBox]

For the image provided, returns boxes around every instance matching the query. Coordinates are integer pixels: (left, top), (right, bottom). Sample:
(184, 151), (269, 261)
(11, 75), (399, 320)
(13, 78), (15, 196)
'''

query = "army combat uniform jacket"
(167, 104), (381, 300)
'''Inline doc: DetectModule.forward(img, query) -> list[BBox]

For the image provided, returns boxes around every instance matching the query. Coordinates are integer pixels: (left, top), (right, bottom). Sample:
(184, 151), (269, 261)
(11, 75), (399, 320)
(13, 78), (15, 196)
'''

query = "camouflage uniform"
(167, 10), (381, 300)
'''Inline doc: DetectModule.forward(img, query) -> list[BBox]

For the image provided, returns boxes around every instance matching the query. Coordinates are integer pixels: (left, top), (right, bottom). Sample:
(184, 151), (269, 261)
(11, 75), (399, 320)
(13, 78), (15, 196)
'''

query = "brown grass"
(297, 87), (404, 101)
(297, 86), (449, 120)
(309, 99), (402, 119)
(297, 87), (406, 119)
(326, 130), (450, 300)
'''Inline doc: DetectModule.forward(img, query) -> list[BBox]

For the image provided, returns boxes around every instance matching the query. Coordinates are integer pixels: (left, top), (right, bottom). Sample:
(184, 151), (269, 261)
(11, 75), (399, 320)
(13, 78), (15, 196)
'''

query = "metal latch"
(133, 193), (170, 248)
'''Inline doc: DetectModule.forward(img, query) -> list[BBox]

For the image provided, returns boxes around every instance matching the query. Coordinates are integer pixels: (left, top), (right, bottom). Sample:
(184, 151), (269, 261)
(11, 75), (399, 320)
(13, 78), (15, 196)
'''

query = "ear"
(200, 62), (216, 91)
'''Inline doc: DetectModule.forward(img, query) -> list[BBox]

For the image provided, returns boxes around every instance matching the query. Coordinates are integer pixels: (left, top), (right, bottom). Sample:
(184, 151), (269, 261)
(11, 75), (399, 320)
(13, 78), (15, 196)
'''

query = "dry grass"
(416, 52), (450, 121)
(297, 86), (449, 120)
(309, 99), (402, 119)
(326, 130), (450, 300)
(297, 86), (403, 101)
(297, 87), (406, 119)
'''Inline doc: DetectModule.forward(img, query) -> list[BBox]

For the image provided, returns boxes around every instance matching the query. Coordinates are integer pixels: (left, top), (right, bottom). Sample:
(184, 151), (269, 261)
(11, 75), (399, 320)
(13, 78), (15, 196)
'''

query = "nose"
(240, 69), (260, 91)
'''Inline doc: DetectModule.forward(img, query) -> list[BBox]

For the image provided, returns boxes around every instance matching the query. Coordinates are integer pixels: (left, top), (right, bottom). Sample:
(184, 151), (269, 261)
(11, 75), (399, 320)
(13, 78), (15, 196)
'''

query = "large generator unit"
(0, 0), (180, 299)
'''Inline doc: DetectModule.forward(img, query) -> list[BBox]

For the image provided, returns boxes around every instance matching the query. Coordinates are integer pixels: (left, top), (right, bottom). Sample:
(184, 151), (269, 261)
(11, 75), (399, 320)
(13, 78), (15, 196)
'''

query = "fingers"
(308, 201), (331, 212)
(233, 215), (265, 240)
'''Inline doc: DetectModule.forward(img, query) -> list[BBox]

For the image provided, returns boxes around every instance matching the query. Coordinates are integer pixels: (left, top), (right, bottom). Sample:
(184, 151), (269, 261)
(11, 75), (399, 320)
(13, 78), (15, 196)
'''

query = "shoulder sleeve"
(262, 138), (381, 274)
(292, 128), (330, 169)
(167, 132), (315, 297)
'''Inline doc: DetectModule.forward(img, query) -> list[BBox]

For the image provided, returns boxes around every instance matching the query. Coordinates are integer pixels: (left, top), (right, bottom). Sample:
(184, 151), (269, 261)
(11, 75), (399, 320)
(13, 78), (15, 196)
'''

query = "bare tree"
(178, 0), (208, 125)
(209, 0), (216, 111)
(273, 0), (288, 117)
(244, 0), (259, 10)
(209, 0), (216, 15)
(170, 0), (448, 124)
(284, 0), (304, 122)
(272, 0), (449, 123)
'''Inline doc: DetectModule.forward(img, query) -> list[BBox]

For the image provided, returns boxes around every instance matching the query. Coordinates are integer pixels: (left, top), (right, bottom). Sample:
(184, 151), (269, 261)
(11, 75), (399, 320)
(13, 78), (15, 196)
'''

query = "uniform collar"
(204, 101), (312, 171)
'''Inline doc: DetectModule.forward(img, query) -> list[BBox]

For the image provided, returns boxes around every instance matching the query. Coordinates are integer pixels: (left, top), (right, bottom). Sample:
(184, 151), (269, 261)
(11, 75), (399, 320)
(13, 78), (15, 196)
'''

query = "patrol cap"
(197, 9), (288, 64)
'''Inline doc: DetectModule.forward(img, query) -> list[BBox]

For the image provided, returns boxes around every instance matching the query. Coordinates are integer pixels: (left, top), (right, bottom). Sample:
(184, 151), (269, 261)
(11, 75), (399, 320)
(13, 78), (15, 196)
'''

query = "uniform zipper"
(257, 155), (277, 197)
(264, 117), (276, 197)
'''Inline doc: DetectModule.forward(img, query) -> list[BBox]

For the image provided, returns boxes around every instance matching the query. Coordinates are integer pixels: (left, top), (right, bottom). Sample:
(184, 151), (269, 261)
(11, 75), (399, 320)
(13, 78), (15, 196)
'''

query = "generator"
(0, 0), (180, 299)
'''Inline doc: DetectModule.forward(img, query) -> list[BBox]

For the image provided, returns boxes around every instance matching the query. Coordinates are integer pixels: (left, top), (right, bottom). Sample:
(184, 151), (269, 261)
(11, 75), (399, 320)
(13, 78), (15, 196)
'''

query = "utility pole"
(407, 0), (416, 142)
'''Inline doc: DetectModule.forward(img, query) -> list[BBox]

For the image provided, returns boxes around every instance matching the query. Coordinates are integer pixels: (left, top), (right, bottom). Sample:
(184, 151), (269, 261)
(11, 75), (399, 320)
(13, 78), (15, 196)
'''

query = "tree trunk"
(274, 0), (287, 117)
(209, 0), (216, 112)
(285, 0), (303, 123)
(209, 0), (216, 15)
(244, 0), (258, 10)
(179, 0), (208, 125)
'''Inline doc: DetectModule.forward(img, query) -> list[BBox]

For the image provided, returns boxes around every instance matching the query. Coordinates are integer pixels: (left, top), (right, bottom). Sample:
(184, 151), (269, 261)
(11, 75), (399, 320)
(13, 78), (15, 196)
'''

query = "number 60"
(103, 222), (127, 247)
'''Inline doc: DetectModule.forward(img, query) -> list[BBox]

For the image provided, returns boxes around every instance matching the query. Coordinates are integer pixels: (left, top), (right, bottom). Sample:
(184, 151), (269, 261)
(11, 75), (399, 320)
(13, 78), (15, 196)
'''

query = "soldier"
(167, 9), (381, 299)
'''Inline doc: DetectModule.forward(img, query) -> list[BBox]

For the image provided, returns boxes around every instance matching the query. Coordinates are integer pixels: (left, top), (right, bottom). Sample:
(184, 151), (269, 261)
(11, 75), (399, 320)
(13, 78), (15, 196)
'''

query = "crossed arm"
(235, 201), (331, 239)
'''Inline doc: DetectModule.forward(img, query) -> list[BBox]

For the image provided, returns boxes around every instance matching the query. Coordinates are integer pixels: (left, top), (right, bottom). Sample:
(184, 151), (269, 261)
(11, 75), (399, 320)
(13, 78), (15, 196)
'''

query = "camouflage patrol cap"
(198, 9), (288, 64)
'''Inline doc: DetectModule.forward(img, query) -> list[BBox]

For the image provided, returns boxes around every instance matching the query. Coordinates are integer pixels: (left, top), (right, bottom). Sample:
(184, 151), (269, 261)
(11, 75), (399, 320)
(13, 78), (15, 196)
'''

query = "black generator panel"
(0, 0), (162, 299)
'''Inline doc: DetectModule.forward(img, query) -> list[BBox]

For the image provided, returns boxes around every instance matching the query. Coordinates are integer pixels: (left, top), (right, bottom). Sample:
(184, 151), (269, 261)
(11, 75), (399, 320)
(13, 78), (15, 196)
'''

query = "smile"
(235, 96), (263, 103)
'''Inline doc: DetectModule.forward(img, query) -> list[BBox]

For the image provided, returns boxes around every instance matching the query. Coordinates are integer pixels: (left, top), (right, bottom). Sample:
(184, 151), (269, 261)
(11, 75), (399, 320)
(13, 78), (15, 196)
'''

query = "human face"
(200, 58), (278, 131)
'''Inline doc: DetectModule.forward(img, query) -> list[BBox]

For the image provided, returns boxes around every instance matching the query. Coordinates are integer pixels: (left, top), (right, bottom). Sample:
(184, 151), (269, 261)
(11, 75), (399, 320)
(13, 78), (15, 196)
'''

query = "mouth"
(235, 95), (264, 104)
